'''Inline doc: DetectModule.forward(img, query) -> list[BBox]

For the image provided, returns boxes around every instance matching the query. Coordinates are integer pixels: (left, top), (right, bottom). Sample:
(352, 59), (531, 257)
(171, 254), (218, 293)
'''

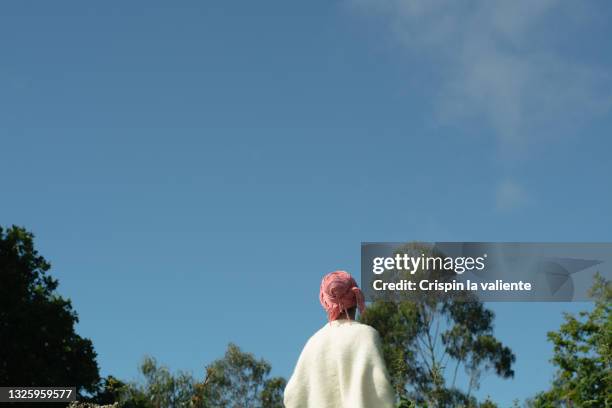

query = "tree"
(111, 344), (286, 408)
(0, 225), (100, 395)
(361, 243), (514, 407)
(531, 273), (611, 407)
(203, 343), (286, 408)
(100, 357), (202, 408)
(121, 356), (198, 408)
(93, 375), (150, 408)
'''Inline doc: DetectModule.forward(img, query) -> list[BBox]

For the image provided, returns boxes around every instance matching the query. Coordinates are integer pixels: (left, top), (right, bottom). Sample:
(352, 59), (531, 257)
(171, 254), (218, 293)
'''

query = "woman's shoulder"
(315, 320), (381, 342)
(345, 321), (382, 341)
(298, 320), (383, 359)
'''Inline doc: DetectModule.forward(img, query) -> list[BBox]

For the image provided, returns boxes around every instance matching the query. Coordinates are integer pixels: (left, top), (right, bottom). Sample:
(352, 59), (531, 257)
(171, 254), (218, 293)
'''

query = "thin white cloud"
(496, 179), (528, 211)
(348, 0), (612, 208)
(349, 0), (611, 143)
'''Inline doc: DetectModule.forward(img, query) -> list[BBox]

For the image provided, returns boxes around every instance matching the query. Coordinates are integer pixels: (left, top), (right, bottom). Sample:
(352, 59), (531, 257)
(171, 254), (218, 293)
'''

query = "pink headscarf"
(319, 271), (366, 321)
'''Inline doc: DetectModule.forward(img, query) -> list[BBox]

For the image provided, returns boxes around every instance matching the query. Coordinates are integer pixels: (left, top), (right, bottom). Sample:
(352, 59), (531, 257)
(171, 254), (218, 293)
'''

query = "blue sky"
(1, 1), (611, 406)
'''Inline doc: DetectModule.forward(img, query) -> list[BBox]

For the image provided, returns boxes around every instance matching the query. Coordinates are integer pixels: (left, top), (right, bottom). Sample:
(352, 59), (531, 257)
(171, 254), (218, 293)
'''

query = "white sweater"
(284, 319), (396, 408)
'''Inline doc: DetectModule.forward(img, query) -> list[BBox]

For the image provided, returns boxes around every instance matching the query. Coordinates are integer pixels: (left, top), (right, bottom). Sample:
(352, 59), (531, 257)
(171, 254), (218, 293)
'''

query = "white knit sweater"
(284, 319), (396, 408)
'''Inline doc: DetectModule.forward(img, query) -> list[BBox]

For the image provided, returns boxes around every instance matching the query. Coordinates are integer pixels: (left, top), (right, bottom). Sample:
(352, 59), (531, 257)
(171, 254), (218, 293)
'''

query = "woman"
(284, 271), (395, 408)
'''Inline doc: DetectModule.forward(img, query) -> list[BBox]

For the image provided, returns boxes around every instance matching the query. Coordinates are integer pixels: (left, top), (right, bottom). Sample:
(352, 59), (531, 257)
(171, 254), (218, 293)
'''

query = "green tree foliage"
(203, 343), (286, 408)
(124, 356), (198, 407)
(0, 225), (100, 395)
(478, 397), (499, 408)
(93, 376), (135, 405)
(531, 273), (611, 407)
(361, 243), (514, 407)
(110, 344), (286, 408)
(93, 375), (150, 408)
